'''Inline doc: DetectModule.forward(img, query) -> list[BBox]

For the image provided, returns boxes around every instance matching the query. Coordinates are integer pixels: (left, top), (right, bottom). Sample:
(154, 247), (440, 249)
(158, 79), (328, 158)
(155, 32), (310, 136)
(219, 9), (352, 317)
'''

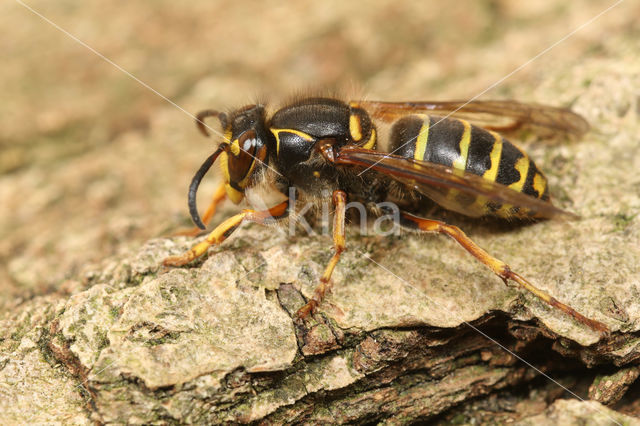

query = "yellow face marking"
(452, 120), (471, 176)
(223, 139), (255, 190)
(218, 127), (236, 193)
(361, 128), (376, 150)
(270, 128), (314, 155)
(313, 171), (321, 178)
(509, 156), (530, 192)
(229, 139), (241, 156)
(219, 151), (230, 183)
(220, 150), (248, 203)
(483, 131), (503, 182)
(413, 118), (430, 161)
(224, 183), (244, 204)
(349, 114), (363, 141)
(533, 172), (547, 198)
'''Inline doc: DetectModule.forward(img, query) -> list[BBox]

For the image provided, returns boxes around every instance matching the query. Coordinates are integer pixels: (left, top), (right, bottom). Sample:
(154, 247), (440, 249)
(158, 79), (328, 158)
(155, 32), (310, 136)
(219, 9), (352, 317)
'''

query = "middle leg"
(296, 190), (347, 318)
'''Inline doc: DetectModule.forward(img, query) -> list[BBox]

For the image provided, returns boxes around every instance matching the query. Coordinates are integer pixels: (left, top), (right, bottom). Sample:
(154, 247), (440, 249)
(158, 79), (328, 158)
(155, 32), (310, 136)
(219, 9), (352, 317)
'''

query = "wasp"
(163, 97), (609, 333)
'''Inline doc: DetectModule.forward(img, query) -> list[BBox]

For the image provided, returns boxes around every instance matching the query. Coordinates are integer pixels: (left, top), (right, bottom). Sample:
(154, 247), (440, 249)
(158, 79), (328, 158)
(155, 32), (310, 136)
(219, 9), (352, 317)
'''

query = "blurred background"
(1, 0), (637, 309)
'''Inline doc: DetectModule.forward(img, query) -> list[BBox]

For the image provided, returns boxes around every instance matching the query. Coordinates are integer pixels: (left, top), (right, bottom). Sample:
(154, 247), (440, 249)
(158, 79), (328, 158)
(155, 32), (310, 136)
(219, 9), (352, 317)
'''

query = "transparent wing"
(333, 145), (578, 220)
(355, 100), (589, 140)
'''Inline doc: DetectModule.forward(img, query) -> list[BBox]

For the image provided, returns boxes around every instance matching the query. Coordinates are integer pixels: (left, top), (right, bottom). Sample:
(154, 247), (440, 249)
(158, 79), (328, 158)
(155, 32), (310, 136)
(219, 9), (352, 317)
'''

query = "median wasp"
(163, 97), (609, 333)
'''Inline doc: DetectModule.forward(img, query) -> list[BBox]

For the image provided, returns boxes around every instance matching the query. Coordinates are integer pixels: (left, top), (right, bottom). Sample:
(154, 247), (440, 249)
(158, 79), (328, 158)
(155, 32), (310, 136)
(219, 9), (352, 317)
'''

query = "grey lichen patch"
(0, 348), (90, 425)
(88, 263), (297, 390)
(81, 237), (172, 291)
(0, 296), (64, 355)
(58, 284), (135, 369)
(0, 296), (89, 424)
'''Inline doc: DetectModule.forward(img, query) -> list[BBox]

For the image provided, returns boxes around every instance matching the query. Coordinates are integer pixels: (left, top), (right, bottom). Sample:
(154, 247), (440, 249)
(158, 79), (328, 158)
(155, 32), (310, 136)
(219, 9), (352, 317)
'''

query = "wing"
(332, 145), (578, 220)
(354, 100), (589, 140)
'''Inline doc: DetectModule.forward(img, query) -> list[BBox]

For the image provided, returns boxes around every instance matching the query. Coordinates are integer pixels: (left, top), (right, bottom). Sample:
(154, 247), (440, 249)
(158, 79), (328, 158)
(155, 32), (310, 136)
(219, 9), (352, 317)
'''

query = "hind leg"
(399, 211), (608, 333)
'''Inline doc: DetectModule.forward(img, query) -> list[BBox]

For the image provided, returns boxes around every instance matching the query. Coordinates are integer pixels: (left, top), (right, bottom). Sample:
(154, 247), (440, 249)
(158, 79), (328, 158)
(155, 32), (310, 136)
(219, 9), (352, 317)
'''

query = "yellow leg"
(400, 212), (609, 334)
(296, 190), (347, 318)
(163, 200), (289, 267)
(175, 183), (227, 236)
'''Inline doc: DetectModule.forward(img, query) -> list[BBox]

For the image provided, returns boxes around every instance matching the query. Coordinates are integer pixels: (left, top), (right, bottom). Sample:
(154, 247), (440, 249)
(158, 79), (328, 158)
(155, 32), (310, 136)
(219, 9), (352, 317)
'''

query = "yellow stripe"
(444, 120), (472, 203)
(270, 128), (314, 155)
(483, 131), (503, 182)
(237, 160), (256, 188)
(219, 151), (230, 182)
(452, 120), (471, 176)
(509, 156), (530, 192)
(533, 173), (547, 199)
(362, 128), (376, 150)
(495, 155), (530, 217)
(413, 117), (430, 161)
(467, 131), (502, 215)
(349, 114), (363, 141)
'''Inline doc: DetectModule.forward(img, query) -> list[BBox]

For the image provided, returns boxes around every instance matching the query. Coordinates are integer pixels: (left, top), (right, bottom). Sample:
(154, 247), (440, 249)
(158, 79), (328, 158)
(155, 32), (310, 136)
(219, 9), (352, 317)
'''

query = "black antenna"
(188, 145), (226, 229)
(195, 110), (228, 137)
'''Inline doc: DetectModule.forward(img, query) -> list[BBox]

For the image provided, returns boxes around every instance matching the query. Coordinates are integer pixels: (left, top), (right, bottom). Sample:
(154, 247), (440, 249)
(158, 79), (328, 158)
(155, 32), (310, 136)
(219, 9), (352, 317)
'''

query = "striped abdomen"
(389, 115), (550, 218)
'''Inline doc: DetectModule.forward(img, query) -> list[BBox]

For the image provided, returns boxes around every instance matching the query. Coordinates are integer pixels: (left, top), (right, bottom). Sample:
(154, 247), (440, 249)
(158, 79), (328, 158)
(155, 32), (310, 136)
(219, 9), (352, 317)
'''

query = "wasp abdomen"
(389, 115), (550, 217)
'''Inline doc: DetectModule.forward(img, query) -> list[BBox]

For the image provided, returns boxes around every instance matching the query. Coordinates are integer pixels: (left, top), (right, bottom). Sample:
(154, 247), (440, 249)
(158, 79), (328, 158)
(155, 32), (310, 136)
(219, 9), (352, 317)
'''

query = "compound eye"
(227, 130), (265, 186)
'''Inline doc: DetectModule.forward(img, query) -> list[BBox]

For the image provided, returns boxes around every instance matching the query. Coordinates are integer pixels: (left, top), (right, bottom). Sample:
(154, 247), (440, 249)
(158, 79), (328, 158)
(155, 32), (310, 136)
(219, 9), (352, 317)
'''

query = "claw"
(296, 300), (318, 320)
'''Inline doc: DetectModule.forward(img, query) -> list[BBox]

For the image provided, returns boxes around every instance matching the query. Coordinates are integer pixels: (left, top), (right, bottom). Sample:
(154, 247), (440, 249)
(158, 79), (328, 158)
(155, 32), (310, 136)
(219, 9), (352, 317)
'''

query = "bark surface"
(2, 1), (639, 424)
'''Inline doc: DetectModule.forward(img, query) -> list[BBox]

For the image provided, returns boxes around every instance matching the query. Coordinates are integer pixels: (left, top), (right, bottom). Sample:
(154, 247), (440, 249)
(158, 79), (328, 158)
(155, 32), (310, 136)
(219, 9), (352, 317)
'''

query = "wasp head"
(188, 105), (270, 229)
